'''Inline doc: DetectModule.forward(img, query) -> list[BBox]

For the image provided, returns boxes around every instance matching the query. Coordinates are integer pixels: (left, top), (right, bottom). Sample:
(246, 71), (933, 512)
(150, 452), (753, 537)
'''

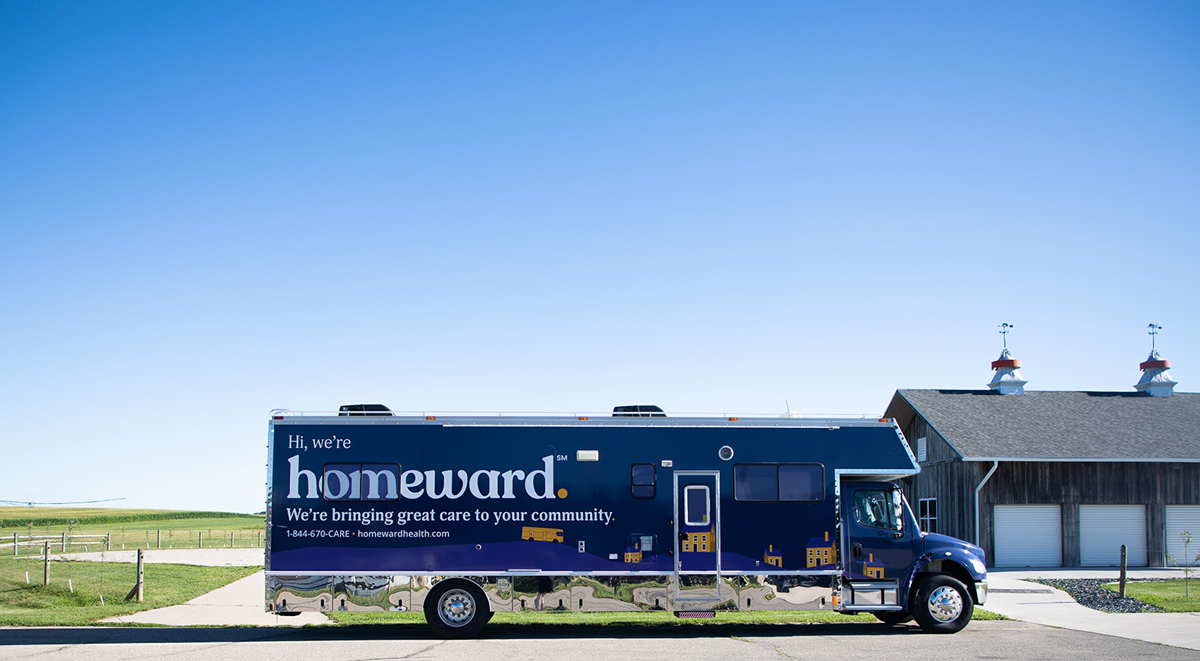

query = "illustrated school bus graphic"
(806, 531), (835, 568)
(763, 544), (783, 567)
(681, 527), (714, 553)
(863, 553), (884, 579)
(521, 527), (564, 543)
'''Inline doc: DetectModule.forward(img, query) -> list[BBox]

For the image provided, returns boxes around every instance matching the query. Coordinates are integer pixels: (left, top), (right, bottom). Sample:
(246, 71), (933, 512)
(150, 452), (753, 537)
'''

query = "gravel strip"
(1029, 578), (1164, 613)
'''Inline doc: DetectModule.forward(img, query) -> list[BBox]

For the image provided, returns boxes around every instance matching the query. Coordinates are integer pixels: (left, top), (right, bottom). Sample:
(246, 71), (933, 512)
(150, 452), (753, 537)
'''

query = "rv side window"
(778, 465), (823, 501)
(684, 485), (710, 526)
(734, 464), (824, 502)
(631, 464), (656, 499)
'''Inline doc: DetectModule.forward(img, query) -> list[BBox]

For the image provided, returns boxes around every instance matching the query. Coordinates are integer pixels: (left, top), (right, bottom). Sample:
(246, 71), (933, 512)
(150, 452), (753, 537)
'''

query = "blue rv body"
(265, 411), (987, 636)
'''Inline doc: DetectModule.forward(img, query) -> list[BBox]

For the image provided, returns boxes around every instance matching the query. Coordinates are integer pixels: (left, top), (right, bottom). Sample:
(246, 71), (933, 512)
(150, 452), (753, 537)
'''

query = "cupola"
(988, 323), (1026, 395)
(1135, 324), (1176, 397)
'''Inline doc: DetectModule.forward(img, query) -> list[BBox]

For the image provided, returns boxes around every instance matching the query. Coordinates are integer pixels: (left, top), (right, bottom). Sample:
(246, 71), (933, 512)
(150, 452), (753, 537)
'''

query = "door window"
(853, 489), (902, 532)
(684, 485), (710, 526)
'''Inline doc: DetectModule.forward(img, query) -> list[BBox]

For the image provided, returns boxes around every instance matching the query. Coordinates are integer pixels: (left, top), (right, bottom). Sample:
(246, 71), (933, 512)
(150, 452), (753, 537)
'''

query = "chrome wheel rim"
(927, 585), (963, 623)
(438, 588), (475, 627)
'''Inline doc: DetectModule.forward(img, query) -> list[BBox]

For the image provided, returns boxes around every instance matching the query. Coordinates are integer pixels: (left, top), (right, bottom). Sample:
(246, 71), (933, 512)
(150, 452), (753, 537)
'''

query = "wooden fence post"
(1119, 545), (1128, 598)
(124, 549), (145, 602)
(12, 533), (16, 556)
(105, 533), (111, 551)
(157, 529), (161, 549)
(43, 542), (50, 586)
(198, 531), (203, 549)
(136, 548), (144, 602)
(61, 532), (67, 553)
(230, 531), (235, 547)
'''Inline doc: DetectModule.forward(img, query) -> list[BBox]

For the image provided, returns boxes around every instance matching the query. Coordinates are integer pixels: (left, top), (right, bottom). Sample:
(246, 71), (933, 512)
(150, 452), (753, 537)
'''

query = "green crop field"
(0, 508), (265, 554)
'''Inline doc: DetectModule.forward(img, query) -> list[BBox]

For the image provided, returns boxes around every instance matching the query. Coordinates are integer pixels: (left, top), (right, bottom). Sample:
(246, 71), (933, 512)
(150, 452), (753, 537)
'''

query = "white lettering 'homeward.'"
(285, 455), (556, 501)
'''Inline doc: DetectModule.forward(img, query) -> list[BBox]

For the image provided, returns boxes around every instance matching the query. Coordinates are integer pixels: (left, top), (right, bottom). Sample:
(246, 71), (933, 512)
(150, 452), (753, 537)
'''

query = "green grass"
(0, 555), (260, 626)
(1104, 579), (1200, 612)
(0, 507), (265, 553)
(329, 607), (1005, 627)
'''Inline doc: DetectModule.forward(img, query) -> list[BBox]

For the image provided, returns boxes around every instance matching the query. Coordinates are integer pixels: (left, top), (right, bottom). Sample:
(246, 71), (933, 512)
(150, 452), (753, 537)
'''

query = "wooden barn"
(883, 346), (1200, 568)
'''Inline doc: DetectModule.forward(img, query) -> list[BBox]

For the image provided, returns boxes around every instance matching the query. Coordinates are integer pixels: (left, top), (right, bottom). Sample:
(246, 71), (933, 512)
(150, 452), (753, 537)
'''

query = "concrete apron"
(48, 548), (328, 627)
(101, 570), (329, 627)
(76, 550), (1199, 642)
(985, 569), (1200, 651)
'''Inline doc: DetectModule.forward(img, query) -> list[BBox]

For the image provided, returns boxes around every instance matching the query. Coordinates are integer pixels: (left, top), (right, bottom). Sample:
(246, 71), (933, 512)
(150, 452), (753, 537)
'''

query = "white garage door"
(1080, 505), (1147, 567)
(994, 505), (1061, 568)
(1166, 506), (1200, 567)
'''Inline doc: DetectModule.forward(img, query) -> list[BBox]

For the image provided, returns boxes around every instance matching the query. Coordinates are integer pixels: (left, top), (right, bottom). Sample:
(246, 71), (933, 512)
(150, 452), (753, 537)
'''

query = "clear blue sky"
(2, 1), (1197, 513)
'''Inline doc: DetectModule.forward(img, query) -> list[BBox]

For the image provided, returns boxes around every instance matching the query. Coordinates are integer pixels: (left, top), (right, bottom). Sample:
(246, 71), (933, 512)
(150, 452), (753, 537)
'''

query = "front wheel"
(424, 580), (490, 638)
(911, 575), (973, 634)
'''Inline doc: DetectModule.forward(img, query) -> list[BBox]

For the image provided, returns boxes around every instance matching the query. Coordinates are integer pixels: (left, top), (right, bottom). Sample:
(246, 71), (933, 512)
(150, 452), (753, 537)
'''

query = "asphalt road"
(1, 620), (1197, 660)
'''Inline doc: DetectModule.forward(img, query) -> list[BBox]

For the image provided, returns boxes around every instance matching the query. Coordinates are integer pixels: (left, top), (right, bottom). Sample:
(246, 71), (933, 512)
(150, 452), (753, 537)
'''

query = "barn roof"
(884, 390), (1200, 462)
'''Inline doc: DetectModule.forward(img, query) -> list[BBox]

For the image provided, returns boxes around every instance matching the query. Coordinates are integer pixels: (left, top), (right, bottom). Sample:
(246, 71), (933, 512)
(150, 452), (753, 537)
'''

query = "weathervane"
(1147, 323), (1163, 351)
(998, 323), (1014, 350)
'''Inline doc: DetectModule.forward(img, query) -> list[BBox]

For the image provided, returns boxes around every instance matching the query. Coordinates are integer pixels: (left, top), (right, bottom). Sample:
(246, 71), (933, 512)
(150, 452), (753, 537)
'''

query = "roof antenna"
(998, 323), (1014, 350)
(1147, 323), (1162, 352)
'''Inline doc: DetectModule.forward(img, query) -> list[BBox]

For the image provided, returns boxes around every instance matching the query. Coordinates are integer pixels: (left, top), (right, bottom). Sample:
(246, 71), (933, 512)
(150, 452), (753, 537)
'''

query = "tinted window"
(853, 489), (902, 531)
(684, 485), (710, 526)
(778, 465), (823, 501)
(734, 464), (778, 501)
(734, 464), (823, 502)
(631, 463), (656, 499)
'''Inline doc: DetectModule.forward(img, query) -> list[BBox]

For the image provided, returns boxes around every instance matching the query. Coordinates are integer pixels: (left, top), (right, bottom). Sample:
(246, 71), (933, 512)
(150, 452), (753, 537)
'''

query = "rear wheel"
(424, 580), (490, 638)
(910, 574), (973, 634)
(873, 611), (913, 625)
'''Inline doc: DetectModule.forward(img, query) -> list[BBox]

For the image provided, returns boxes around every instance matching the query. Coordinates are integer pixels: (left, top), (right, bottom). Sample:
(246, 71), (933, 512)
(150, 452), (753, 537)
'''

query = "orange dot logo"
(556, 488), (568, 499)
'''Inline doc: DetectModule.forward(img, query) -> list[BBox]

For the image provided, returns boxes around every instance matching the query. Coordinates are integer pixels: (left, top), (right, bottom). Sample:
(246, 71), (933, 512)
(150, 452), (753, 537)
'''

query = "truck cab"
(839, 481), (987, 633)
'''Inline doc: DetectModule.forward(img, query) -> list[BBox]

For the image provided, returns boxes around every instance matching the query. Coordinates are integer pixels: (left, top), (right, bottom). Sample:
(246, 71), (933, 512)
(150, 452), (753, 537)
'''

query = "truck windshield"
(853, 489), (903, 532)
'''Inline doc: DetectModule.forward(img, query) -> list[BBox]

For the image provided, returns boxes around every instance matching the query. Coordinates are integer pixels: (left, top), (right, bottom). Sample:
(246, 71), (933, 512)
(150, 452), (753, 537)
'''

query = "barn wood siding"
(901, 417), (976, 545)
(977, 462), (1200, 567)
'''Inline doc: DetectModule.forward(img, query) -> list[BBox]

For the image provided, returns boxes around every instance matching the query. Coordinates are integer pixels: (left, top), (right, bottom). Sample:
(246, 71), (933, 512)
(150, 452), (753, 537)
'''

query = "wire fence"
(5, 529), (264, 555)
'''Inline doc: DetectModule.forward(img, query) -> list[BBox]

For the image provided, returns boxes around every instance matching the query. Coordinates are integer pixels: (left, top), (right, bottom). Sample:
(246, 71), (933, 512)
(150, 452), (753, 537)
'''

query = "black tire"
(424, 579), (490, 639)
(910, 574), (973, 634)
(873, 611), (913, 625)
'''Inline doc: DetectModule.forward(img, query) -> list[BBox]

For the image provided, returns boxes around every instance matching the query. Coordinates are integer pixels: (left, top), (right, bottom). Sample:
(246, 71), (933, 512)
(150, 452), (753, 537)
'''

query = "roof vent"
(987, 323), (1026, 395)
(1135, 324), (1176, 397)
(612, 405), (666, 418)
(338, 404), (394, 417)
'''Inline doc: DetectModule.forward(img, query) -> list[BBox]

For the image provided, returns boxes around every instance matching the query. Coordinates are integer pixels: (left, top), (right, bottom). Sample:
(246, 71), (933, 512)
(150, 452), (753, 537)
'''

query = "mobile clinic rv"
(265, 405), (987, 637)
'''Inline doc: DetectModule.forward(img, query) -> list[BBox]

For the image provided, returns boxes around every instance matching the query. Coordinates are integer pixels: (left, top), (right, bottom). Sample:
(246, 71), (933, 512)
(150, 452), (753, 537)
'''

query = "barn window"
(916, 437), (928, 462)
(919, 498), (938, 534)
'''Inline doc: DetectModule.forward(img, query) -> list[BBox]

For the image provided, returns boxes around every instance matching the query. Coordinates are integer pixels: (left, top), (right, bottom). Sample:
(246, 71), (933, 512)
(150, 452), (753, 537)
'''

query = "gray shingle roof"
(884, 390), (1200, 461)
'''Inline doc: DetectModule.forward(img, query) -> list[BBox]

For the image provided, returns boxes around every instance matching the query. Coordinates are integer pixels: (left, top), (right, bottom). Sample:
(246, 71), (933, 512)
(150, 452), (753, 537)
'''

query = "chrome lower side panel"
(266, 574), (834, 613)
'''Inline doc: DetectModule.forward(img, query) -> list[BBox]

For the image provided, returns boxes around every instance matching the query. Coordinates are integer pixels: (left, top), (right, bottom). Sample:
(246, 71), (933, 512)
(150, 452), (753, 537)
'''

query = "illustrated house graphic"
(806, 531), (834, 568)
(863, 552), (884, 579)
(624, 545), (642, 563)
(763, 544), (782, 567)
(682, 527), (714, 552)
